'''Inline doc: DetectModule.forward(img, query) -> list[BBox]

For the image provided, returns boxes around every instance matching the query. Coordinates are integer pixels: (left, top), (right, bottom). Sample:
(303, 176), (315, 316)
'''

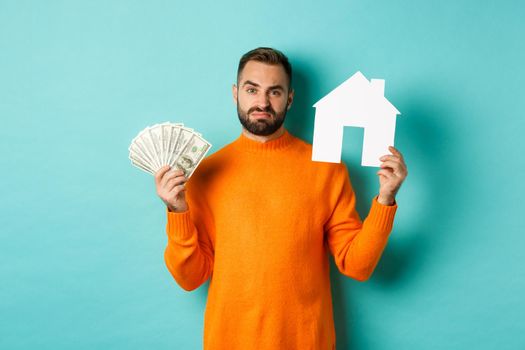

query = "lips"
(251, 112), (272, 118)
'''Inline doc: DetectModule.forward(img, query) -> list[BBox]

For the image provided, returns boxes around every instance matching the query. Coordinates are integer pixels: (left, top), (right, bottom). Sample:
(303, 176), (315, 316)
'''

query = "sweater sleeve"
(163, 180), (215, 291)
(324, 163), (397, 281)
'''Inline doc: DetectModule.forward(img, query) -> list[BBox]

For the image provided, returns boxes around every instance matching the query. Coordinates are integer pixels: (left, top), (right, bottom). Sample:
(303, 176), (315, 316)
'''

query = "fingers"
(169, 184), (186, 195)
(380, 147), (405, 163)
(155, 165), (171, 185)
(377, 167), (393, 176)
(160, 168), (185, 188)
(377, 168), (394, 179)
(388, 146), (404, 159)
(380, 160), (402, 173)
(380, 148), (407, 176)
(166, 184), (186, 202)
(379, 154), (401, 163)
(165, 176), (187, 192)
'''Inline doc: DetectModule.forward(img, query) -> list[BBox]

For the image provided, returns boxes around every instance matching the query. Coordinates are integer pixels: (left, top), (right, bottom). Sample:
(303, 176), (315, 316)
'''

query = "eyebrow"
(242, 80), (285, 91)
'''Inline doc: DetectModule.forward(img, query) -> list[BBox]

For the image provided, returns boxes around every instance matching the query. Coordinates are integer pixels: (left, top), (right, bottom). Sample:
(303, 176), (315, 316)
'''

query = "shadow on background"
(285, 65), (315, 141)
(370, 88), (464, 286)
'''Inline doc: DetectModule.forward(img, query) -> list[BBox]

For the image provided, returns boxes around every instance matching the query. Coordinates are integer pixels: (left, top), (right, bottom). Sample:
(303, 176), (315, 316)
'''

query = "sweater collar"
(234, 128), (295, 153)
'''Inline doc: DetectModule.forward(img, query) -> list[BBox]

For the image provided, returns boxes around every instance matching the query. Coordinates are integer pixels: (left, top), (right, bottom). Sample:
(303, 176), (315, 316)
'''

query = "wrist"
(377, 194), (395, 206)
(166, 203), (188, 213)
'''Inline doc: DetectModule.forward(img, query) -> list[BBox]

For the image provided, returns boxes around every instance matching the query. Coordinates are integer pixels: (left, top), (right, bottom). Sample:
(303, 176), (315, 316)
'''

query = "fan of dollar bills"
(128, 122), (211, 178)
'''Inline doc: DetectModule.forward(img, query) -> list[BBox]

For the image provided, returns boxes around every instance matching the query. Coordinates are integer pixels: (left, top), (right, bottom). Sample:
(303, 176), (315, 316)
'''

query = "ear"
(286, 88), (295, 110)
(232, 84), (238, 105)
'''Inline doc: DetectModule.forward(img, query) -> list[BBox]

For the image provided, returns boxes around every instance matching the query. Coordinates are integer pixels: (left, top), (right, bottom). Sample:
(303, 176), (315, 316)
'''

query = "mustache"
(248, 106), (275, 116)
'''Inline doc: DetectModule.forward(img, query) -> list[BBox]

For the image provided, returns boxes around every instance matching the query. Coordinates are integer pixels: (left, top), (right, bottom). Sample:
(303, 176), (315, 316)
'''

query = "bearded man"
(156, 47), (408, 349)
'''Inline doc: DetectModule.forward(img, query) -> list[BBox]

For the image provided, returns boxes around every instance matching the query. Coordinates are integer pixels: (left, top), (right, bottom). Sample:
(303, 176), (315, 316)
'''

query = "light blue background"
(1, 1), (524, 349)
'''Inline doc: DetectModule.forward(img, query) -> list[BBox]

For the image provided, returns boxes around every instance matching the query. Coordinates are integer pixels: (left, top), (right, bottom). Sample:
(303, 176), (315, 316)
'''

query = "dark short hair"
(237, 47), (292, 89)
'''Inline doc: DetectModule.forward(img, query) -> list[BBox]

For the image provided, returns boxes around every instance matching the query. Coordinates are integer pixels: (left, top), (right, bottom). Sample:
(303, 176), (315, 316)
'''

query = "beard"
(237, 101), (288, 136)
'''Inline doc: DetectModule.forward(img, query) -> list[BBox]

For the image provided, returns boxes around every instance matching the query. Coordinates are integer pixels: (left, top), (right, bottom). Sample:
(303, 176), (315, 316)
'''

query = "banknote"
(171, 127), (193, 166)
(161, 123), (171, 166)
(173, 134), (212, 178)
(129, 133), (158, 171)
(129, 122), (211, 178)
(138, 129), (161, 170)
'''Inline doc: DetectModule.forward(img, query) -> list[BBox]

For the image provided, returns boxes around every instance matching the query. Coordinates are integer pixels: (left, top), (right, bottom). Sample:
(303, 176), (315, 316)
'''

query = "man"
(155, 47), (408, 349)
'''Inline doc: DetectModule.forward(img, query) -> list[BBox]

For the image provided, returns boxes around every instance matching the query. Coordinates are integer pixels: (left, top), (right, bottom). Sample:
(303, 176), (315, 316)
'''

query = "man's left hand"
(376, 146), (408, 205)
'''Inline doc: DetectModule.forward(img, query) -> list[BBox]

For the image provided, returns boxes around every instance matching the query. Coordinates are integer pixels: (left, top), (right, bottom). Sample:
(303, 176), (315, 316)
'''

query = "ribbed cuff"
(166, 207), (196, 244)
(366, 196), (398, 233)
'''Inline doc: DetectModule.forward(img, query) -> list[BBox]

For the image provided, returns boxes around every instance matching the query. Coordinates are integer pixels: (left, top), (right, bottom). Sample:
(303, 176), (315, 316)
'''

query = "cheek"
(237, 96), (254, 111)
(239, 92), (252, 102)
(272, 97), (288, 110)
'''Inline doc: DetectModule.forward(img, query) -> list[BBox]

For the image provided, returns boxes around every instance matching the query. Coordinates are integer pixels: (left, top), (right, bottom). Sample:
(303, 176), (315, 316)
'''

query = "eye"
(246, 88), (256, 94)
(271, 90), (282, 96)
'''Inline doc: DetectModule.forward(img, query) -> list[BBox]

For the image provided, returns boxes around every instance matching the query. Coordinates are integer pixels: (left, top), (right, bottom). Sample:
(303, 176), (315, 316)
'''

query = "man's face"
(233, 61), (294, 136)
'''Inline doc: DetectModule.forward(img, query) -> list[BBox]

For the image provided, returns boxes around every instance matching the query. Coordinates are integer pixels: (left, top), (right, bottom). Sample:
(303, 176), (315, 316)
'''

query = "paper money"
(173, 134), (211, 178)
(128, 122), (212, 178)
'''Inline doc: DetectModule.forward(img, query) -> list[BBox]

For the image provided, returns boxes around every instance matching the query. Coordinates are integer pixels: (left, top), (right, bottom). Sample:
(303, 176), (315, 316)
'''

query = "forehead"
(239, 61), (288, 87)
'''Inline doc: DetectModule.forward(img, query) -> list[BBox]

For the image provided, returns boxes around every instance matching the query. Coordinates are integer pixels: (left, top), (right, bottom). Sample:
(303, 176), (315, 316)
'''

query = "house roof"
(313, 71), (400, 115)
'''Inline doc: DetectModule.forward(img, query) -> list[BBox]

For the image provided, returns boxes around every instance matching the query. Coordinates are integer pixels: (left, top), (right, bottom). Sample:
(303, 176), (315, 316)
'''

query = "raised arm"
(156, 166), (214, 291)
(324, 164), (398, 281)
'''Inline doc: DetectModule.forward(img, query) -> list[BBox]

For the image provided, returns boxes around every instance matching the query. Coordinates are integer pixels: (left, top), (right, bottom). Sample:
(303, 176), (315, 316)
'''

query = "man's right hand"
(155, 165), (189, 213)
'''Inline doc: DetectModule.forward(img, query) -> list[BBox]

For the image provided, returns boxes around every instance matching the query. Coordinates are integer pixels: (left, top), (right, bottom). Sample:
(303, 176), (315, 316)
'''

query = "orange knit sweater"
(164, 129), (398, 349)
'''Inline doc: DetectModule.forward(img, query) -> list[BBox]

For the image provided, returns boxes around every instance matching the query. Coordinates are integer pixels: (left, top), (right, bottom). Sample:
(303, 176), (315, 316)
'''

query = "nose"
(255, 92), (270, 109)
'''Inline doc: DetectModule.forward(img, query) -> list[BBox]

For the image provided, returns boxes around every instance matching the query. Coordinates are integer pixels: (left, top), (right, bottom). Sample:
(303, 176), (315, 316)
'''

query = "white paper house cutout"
(311, 71), (401, 167)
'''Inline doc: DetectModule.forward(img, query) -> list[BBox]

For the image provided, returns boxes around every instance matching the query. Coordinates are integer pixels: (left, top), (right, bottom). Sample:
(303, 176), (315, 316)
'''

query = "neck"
(241, 125), (286, 143)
